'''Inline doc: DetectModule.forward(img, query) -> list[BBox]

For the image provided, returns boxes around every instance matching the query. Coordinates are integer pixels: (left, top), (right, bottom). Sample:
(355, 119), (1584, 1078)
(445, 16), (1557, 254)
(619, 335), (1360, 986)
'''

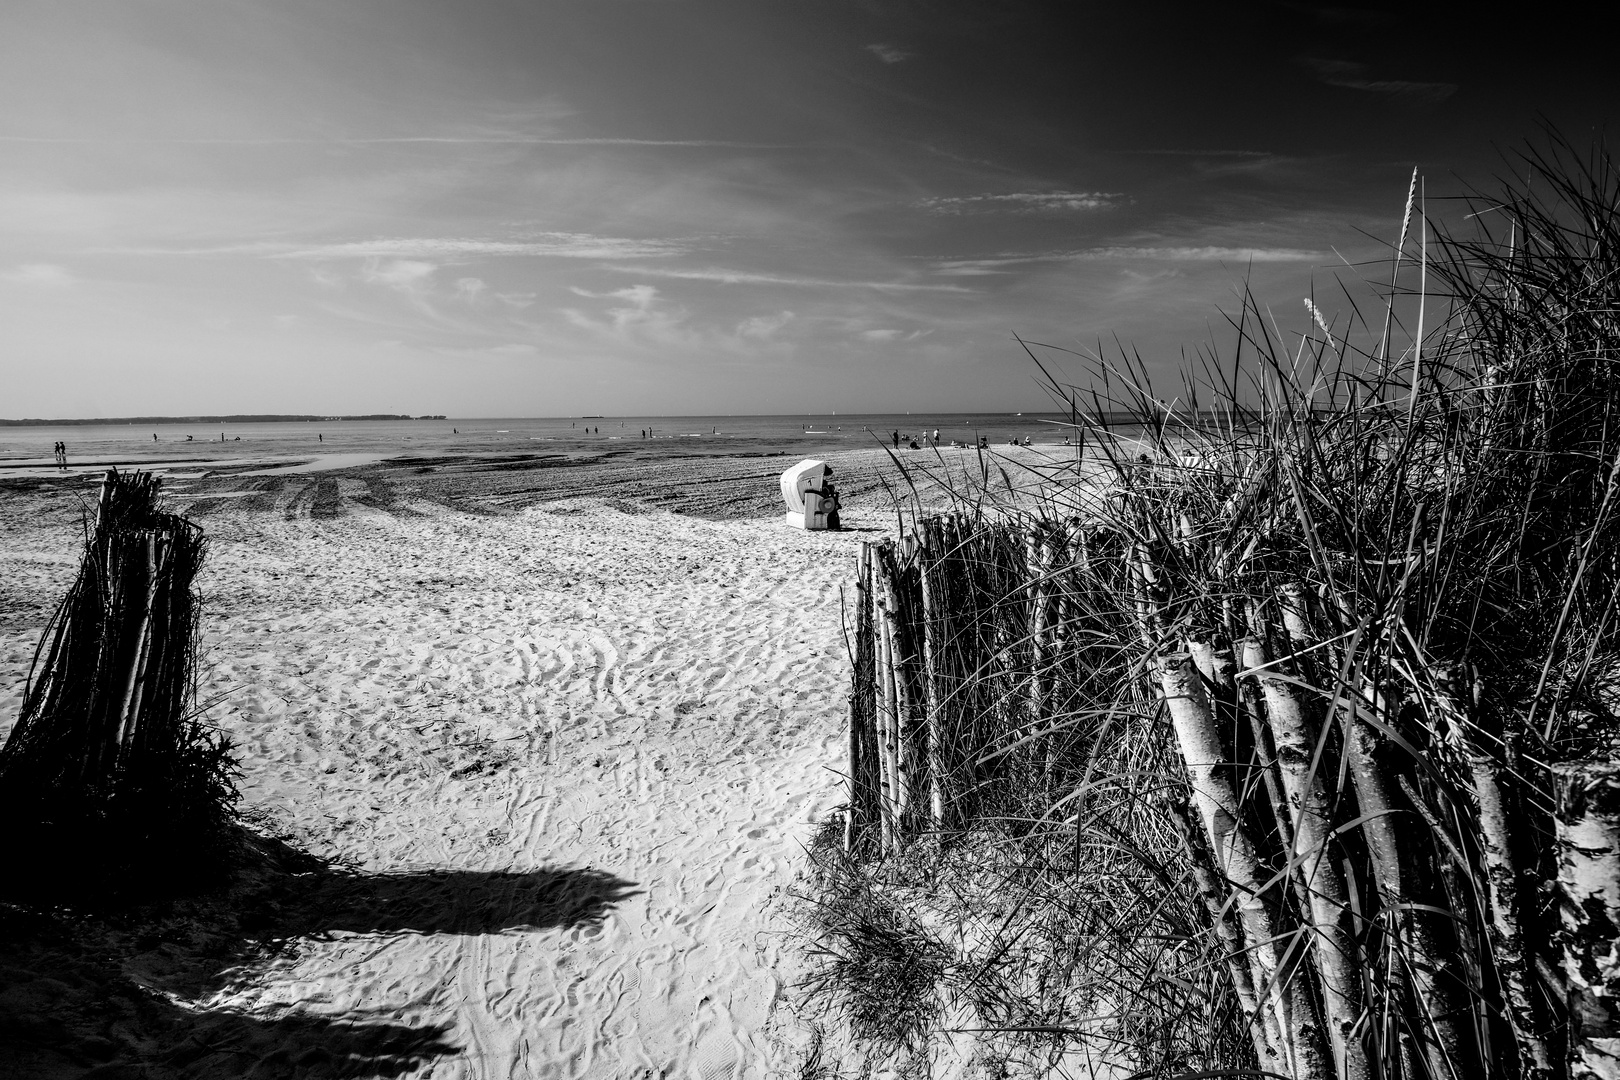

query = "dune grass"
(795, 133), (1620, 1079)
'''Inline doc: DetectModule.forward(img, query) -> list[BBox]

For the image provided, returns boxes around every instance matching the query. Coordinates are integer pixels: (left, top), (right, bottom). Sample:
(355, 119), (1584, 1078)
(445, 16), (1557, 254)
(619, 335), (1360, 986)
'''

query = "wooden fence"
(841, 511), (1620, 1080)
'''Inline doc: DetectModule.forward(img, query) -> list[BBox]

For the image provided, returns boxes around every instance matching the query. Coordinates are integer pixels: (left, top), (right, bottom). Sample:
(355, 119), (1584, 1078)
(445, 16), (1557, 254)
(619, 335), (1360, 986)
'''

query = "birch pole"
(1160, 651), (1327, 1078)
(1242, 636), (1369, 1080)
(1353, 685), (1479, 1079)
(1467, 704), (1558, 1080)
(1164, 784), (1284, 1077)
(1557, 761), (1620, 1080)
(874, 551), (899, 853)
(918, 520), (946, 828)
(878, 545), (920, 828)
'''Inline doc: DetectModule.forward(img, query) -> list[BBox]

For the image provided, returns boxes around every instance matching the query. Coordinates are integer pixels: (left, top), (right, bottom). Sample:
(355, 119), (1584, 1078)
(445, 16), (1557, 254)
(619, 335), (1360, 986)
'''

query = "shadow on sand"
(0, 833), (640, 1078)
(253, 863), (641, 940)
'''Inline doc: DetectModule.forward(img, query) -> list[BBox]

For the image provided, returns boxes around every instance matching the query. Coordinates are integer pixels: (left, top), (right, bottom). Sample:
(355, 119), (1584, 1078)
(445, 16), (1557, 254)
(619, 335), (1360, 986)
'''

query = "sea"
(0, 413), (1088, 470)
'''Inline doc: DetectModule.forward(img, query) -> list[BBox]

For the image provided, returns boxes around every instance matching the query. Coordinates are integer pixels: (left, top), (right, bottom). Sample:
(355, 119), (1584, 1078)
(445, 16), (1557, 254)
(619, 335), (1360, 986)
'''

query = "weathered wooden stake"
(1469, 707), (1558, 1080)
(1164, 784), (1284, 1077)
(1557, 761), (1620, 1080)
(918, 520), (946, 828)
(878, 546), (919, 828)
(1160, 651), (1327, 1078)
(1345, 679), (1476, 1080)
(1242, 636), (1368, 1080)
(875, 552), (899, 853)
(846, 543), (874, 852)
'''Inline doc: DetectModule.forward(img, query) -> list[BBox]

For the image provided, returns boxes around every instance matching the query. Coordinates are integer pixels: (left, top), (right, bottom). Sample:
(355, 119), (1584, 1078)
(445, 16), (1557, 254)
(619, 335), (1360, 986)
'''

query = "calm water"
(0, 413), (1084, 467)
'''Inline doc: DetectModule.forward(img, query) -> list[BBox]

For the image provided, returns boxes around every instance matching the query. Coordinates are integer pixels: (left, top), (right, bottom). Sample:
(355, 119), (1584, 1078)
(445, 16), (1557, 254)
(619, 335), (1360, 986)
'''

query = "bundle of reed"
(0, 469), (236, 897)
(808, 134), (1620, 1080)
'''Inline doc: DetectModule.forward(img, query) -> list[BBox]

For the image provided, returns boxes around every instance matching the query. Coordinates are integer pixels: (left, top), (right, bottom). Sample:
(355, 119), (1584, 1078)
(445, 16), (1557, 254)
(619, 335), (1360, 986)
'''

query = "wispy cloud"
(603, 265), (973, 293)
(3, 262), (74, 286)
(1125, 149), (1275, 158)
(307, 266), (346, 290)
(858, 328), (928, 342)
(933, 246), (1322, 273)
(0, 135), (799, 148)
(286, 235), (688, 261)
(561, 284), (694, 345)
(1085, 245), (1322, 262)
(361, 258), (436, 291)
(112, 234), (688, 261)
(737, 311), (795, 339)
(919, 192), (1124, 214)
(865, 44), (912, 64)
(1296, 57), (1457, 105)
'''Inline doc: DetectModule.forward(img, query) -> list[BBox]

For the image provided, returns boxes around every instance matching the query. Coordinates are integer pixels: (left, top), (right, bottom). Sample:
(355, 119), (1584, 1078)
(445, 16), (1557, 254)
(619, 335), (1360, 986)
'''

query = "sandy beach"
(0, 449), (906, 1078)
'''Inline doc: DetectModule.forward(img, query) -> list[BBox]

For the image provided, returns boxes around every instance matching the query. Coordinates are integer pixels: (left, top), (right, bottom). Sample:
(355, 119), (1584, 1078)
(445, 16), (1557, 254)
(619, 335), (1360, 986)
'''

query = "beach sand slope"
(0, 492), (865, 1078)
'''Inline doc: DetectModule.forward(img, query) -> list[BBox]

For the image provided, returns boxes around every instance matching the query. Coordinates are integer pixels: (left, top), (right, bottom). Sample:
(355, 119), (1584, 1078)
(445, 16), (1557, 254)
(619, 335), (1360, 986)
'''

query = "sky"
(0, 1), (1612, 418)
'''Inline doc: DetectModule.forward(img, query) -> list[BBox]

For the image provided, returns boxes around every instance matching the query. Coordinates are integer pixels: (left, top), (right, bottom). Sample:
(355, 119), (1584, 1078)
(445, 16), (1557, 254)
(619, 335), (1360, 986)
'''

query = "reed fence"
(0, 469), (235, 895)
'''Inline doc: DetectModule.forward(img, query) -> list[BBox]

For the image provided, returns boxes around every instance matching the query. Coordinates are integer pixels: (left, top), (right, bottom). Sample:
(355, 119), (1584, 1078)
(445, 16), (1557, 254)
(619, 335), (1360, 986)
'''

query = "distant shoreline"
(0, 414), (445, 426)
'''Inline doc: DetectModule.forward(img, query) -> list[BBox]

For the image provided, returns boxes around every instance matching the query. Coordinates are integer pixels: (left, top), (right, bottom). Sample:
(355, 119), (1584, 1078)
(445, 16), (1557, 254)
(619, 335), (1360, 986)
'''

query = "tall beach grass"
(796, 133), (1620, 1080)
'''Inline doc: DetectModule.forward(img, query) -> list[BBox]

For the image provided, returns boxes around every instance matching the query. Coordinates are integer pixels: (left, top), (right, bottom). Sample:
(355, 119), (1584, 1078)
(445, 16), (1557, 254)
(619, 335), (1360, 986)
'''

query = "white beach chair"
(779, 459), (838, 530)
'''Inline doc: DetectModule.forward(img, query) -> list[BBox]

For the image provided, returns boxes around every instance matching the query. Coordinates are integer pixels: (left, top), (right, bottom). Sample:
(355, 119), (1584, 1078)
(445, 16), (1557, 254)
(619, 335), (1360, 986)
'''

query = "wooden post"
(1025, 528), (1050, 744)
(1242, 636), (1369, 1080)
(1159, 651), (1327, 1078)
(875, 552), (900, 853)
(918, 519), (946, 829)
(878, 545), (920, 828)
(1557, 761), (1620, 1080)
(1473, 704), (1559, 1080)
(1344, 678), (1477, 1080)
(1128, 543), (1157, 648)
(846, 543), (874, 853)
(1164, 786), (1282, 1074)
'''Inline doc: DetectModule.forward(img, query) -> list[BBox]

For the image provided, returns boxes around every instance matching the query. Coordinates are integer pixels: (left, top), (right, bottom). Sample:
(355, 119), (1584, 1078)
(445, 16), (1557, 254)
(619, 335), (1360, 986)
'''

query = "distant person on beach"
(932, 428), (939, 444)
(891, 430), (899, 449)
(153, 433), (157, 442)
(318, 433), (323, 442)
(56, 441), (67, 470)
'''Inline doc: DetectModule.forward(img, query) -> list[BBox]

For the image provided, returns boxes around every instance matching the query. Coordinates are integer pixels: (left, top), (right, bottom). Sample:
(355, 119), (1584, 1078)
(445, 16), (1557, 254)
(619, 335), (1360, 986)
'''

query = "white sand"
(1, 492), (870, 1078)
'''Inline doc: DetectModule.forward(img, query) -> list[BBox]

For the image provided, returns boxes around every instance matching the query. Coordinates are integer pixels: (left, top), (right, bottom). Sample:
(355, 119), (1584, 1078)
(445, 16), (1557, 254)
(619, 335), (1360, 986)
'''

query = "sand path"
(193, 498), (858, 1079)
(1, 494), (863, 1078)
